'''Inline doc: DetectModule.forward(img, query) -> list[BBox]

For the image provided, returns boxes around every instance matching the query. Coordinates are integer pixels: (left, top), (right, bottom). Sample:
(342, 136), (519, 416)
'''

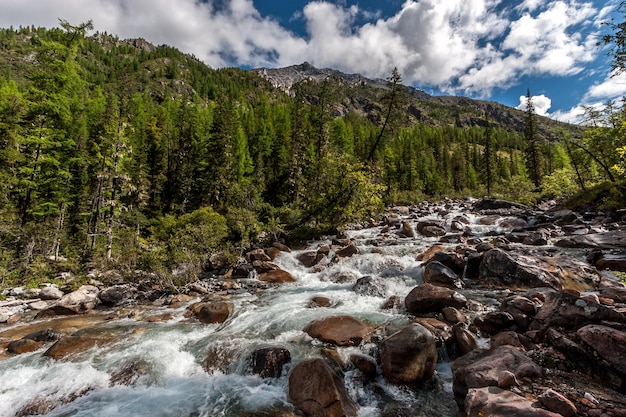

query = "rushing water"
(1, 201), (546, 417)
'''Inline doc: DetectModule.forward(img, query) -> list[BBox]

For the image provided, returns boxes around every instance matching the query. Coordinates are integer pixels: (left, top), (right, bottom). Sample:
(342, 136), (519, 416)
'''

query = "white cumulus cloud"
(0, 0), (605, 97)
(516, 94), (552, 116)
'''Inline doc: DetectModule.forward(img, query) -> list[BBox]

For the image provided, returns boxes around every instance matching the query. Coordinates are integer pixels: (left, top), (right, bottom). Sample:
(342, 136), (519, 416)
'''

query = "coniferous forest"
(0, 22), (624, 288)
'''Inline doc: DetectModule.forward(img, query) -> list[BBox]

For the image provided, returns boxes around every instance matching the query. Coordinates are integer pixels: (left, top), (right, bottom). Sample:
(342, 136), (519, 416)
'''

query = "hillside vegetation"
(0, 23), (622, 287)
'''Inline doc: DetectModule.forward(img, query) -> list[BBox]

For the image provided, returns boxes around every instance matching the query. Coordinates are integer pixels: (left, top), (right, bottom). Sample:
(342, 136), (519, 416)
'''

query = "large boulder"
(479, 249), (562, 289)
(43, 335), (107, 360)
(577, 324), (626, 374)
(529, 291), (626, 332)
(39, 286), (64, 300)
(416, 221), (446, 237)
(288, 358), (357, 417)
(465, 387), (561, 417)
(352, 276), (387, 297)
(258, 270), (297, 283)
(98, 284), (137, 306)
(303, 316), (372, 346)
(247, 347), (292, 378)
(405, 283), (467, 314)
(297, 250), (325, 268)
(379, 323), (437, 385)
(193, 301), (234, 324)
(7, 339), (42, 354)
(451, 346), (543, 406)
(422, 260), (462, 289)
(57, 285), (100, 313)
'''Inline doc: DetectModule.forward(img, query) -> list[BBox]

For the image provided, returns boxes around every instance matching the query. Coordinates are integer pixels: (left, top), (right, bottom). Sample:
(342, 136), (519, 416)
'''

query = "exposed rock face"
(379, 323), (437, 385)
(247, 347), (292, 378)
(577, 324), (626, 374)
(405, 283), (467, 314)
(288, 358), (357, 417)
(452, 346), (543, 405)
(303, 316), (372, 346)
(258, 270), (297, 283)
(465, 386), (561, 417)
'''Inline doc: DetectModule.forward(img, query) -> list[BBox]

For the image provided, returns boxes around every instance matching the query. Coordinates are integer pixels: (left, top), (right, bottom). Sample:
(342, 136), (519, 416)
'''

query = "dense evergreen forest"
(0, 22), (624, 288)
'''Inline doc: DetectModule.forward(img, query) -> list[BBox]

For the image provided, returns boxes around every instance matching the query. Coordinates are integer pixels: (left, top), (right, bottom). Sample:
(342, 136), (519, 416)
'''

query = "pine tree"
(523, 89), (542, 188)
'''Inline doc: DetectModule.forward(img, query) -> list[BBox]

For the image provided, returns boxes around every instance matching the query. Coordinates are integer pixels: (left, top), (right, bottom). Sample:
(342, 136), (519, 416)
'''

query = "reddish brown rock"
(297, 251), (325, 268)
(416, 220), (446, 237)
(349, 353), (377, 378)
(399, 221), (415, 238)
(474, 311), (515, 335)
(577, 324), (626, 374)
(43, 335), (105, 360)
(442, 306), (465, 324)
(288, 358), (357, 417)
(303, 316), (372, 346)
(247, 347), (291, 378)
(379, 323), (437, 385)
(539, 388), (577, 417)
(259, 270), (297, 283)
(465, 386), (561, 417)
(453, 323), (478, 356)
(247, 248), (271, 262)
(309, 296), (332, 308)
(405, 283), (467, 314)
(194, 301), (233, 324)
(7, 338), (42, 354)
(530, 291), (626, 331)
(335, 243), (359, 258)
(451, 346), (543, 405)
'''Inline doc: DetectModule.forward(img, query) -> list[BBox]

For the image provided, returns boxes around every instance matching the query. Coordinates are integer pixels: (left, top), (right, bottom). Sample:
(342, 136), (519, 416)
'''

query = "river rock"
(303, 315), (372, 346)
(416, 220), (446, 237)
(7, 338), (43, 354)
(451, 346), (543, 405)
(399, 221), (415, 238)
(479, 249), (562, 289)
(43, 335), (105, 360)
(40, 286), (64, 300)
(422, 260), (462, 289)
(474, 311), (516, 335)
(379, 323), (437, 385)
(349, 353), (377, 377)
(252, 260), (281, 273)
(309, 296), (332, 308)
(453, 323), (478, 356)
(577, 324), (626, 374)
(352, 276), (386, 297)
(430, 251), (466, 276)
(416, 244), (444, 262)
(193, 301), (233, 324)
(99, 284), (137, 306)
(23, 328), (61, 342)
(247, 347), (291, 378)
(529, 291), (626, 332)
(288, 358), (357, 417)
(258, 270), (296, 283)
(538, 389), (577, 417)
(34, 305), (80, 319)
(465, 386), (561, 417)
(473, 198), (529, 211)
(57, 285), (100, 313)
(297, 250), (325, 268)
(335, 243), (359, 258)
(405, 283), (467, 314)
(442, 306), (464, 324)
(247, 248), (271, 262)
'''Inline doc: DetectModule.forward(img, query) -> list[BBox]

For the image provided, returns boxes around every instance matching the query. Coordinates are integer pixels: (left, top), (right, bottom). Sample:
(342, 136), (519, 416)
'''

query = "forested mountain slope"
(0, 23), (614, 286)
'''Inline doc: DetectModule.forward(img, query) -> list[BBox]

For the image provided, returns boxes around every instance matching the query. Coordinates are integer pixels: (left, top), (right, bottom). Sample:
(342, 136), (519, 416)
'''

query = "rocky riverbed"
(1, 198), (626, 417)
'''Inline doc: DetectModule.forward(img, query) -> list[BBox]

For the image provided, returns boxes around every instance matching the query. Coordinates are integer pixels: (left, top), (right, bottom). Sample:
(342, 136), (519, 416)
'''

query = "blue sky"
(0, 0), (623, 123)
